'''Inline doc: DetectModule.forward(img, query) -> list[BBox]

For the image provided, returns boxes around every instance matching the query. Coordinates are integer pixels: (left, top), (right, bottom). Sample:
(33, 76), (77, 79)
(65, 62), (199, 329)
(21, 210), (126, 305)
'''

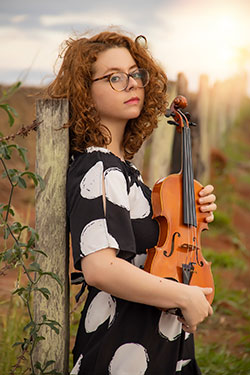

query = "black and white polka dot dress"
(67, 147), (201, 375)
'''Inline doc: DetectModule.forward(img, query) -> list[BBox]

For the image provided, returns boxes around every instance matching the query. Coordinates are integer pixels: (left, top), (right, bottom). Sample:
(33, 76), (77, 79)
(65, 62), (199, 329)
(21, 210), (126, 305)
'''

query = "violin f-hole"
(163, 231), (180, 257)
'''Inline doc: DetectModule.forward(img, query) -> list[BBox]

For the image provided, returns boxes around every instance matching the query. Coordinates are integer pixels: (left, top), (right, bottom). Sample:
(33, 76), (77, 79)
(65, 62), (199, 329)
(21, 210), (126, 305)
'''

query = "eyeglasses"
(92, 68), (149, 92)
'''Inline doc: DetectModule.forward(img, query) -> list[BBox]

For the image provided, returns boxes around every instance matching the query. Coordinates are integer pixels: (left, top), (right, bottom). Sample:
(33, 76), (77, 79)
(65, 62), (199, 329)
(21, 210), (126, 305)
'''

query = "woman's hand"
(178, 286), (213, 333)
(199, 184), (217, 223)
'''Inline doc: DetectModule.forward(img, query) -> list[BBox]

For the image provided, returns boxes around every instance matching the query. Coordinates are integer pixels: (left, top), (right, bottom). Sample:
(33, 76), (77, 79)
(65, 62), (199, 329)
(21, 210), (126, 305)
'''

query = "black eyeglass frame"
(92, 68), (149, 92)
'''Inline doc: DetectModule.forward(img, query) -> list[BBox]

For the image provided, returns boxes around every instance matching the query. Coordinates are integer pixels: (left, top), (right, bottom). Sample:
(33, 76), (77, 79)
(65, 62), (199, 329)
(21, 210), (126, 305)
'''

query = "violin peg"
(167, 120), (179, 126)
(189, 122), (197, 127)
(165, 109), (175, 118)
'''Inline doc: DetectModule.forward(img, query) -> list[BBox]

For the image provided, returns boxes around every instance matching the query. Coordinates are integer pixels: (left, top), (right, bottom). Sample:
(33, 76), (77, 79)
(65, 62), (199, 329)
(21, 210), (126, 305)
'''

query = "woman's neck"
(107, 140), (125, 161)
(104, 120), (127, 161)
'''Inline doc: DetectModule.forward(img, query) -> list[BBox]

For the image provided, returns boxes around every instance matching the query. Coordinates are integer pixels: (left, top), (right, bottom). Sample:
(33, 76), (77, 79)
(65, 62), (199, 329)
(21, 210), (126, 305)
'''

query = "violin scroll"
(173, 95), (188, 110)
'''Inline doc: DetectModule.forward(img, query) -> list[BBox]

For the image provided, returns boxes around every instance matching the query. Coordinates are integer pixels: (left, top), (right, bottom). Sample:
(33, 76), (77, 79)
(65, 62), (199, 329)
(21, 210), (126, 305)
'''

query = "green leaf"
(35, 287), (51, 300)
(17, 175), (27, 189)
(36, 335), (46, 342)
(43, 360), (56, 370)
(36, 173), (46, 190)
(29, 248), (48, 258)
(10, 221), (22, 234)
(44, 319), (61, 334)
(0, 81), (21, 102)
(42, 272), (63, 291)
(3, 248), (18, 262)
(3, 204), (15, 216)
(0, 143), (11, 159)
(13, 287), (26, 296)
(12, 341), (24, 348)
(21, 171), (38, 186)
(2, 168), (20, 185)
(34, 362), (43, 370)
(2, 168), (17, 178)
(27, 261), (42, 273)
(3, 226), (10, 240)
(16, 145), (29, 169)
(0, 103), (16, 126)
(23, 320), (36, 331)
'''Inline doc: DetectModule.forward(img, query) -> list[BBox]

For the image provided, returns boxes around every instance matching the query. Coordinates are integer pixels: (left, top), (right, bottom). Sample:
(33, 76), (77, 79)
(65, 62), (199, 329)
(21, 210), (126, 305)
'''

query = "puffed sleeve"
(67, 150), (137, 271)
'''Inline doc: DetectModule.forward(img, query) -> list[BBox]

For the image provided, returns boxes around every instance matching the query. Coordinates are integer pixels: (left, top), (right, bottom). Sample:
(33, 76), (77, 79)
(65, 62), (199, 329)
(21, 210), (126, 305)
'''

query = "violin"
(144, 95), (214, 312)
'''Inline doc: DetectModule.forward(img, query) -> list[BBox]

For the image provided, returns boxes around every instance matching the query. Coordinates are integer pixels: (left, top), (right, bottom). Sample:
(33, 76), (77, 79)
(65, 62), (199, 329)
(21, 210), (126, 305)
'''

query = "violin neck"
(182, 127), (197, 227)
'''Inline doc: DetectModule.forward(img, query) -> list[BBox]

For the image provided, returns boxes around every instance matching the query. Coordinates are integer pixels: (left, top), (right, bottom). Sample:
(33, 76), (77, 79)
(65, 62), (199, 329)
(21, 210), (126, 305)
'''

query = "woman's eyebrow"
(102, 64), (138, 75)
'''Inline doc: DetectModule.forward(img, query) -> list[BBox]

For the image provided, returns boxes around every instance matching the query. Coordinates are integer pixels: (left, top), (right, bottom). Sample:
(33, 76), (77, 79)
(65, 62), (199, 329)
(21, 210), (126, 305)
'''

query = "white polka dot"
(109, 343), (149, 375)
(86, 146), (111, 154)
(104, 168), (130, 210)
(176, 359), (191, 372)
(185, 332), (191, 340)
(85, 291), (116, 333)
(158, 312), (182, 340)
(80, 219), (119, 256)
(70, 354), (83, 374)
(129, 183), (150, 219)
(80, 161), (103, 199)
(131, 254), (147, 268)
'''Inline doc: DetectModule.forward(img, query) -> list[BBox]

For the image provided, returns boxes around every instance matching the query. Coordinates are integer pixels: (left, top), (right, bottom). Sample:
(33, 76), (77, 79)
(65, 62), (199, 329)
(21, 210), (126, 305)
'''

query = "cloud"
(10, 15), (29, 24)
(0, 25), (69, 85)
(0, 0), (249, 90)
(40, 11), (134, 29)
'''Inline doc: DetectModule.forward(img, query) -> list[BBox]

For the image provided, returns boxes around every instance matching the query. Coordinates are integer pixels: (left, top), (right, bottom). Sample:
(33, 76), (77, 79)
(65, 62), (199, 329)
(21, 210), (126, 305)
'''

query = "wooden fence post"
(147, 80), (177, 187)
(196, 74), (210, 183)
(34, 99), (69, 373)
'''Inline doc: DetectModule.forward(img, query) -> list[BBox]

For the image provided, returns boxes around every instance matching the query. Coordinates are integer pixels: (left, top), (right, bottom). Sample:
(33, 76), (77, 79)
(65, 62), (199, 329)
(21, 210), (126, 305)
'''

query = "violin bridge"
(180, 243), (199, 251)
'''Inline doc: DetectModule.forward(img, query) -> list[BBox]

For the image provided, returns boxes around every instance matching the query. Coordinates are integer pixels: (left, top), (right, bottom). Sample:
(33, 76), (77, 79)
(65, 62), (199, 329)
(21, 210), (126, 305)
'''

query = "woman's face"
(91, 47), (145, 128)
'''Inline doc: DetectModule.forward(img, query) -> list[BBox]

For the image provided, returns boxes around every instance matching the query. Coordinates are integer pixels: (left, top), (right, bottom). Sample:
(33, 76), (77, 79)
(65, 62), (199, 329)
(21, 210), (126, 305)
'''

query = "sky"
(1, 0), (250, 93)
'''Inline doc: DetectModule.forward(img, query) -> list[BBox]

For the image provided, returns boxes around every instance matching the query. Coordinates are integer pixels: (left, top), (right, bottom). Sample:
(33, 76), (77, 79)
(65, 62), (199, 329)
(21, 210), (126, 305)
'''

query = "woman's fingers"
(200, 202), (217, 212)
(199, 184), (214, 196)
(199, 194), (216, 205)
(199, 185), (217, 223)
(177, 317), (197, 333)
(205, 212), (214, 223)
(180, 285), (213, 328)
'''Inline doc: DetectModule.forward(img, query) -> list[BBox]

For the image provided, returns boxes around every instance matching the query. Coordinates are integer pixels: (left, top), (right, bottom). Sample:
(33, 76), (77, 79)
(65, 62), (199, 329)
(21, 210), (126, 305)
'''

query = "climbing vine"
(0, 82), (62, 374)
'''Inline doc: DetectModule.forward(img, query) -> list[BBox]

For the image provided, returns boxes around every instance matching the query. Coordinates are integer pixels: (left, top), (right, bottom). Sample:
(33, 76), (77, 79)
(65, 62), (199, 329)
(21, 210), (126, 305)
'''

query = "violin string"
(183, 127), (191, 266)
(183, 126), (197, 269)
(187, 128), (193, 265)
(187, 127), (197, 266)
(182, 127), (188, 265)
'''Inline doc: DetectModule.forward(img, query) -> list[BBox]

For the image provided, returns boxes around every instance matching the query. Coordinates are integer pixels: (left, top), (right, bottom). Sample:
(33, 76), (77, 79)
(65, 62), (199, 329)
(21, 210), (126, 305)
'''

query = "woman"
(48, 30), (216, 375)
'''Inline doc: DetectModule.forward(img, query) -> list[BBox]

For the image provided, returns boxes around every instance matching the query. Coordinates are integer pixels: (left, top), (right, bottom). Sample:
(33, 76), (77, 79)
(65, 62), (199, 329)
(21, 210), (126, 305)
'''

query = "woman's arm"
(81, 248), (213, 333)
(81, 182), (216, 333)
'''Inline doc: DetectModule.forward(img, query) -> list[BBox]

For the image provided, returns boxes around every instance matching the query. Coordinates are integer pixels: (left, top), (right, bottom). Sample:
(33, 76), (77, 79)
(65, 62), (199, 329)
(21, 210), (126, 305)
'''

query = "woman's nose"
(125, 76), (138, 91)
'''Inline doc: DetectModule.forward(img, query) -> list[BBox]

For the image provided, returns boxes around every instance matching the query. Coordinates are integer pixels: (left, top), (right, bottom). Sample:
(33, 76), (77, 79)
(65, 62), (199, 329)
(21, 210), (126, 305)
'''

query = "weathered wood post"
(147, 80), (177, 187)
(34, 99), (69, 373)
(169, 73), (189, 176)
(196, 74), (210, 183)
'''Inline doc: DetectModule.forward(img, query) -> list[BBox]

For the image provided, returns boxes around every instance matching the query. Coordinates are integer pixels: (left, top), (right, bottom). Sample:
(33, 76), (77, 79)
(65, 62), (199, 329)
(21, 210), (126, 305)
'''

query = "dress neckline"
(86, 146), (127, 164)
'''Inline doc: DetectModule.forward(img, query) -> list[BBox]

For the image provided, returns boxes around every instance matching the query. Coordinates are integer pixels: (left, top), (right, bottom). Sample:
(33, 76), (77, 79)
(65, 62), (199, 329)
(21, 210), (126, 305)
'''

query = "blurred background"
(0, 0), (250, 374)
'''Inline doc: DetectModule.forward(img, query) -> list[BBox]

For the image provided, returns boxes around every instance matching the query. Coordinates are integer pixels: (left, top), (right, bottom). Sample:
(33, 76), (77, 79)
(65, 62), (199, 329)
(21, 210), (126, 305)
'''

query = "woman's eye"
(131, 71), (141, 79)
(110, 74), (122, 83)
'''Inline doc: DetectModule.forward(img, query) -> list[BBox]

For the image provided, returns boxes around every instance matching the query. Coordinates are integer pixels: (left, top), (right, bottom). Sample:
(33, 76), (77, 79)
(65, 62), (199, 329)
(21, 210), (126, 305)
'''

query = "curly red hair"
(47, 30), (168, 159)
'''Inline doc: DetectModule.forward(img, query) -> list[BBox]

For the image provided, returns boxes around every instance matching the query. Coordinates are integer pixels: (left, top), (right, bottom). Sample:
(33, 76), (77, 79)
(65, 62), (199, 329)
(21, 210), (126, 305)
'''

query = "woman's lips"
(124, 97), (140, 104)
